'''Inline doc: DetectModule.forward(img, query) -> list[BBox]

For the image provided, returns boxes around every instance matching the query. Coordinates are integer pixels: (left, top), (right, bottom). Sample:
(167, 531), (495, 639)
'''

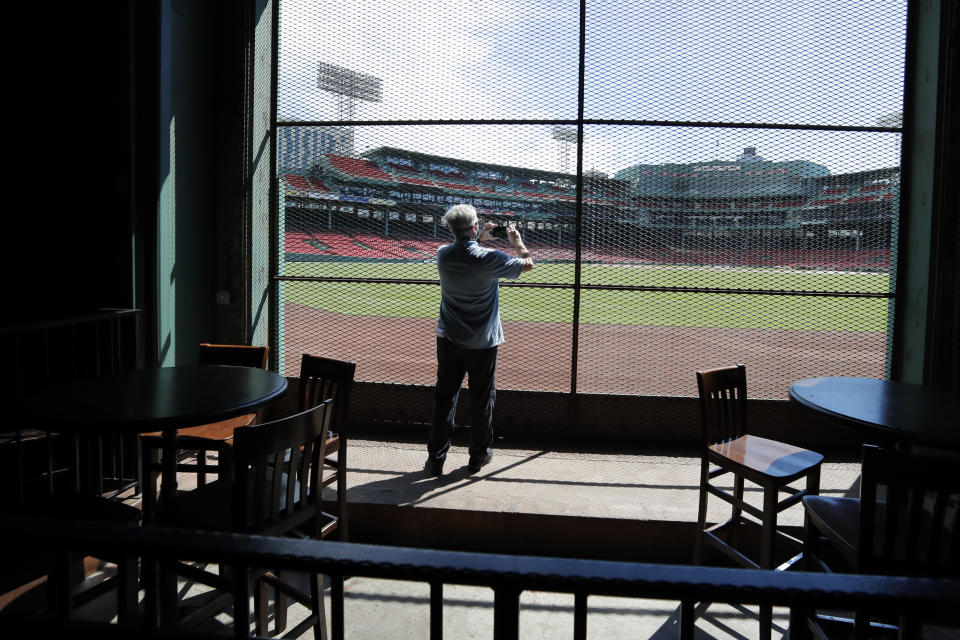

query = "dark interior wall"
(208, 2), (253, 344)
(166, 0), (214, 360)
(159, 0), (250, 364)
(926, 1), (960, 393)
(0, 1), (252, 360)
(2, 4), (137, 322)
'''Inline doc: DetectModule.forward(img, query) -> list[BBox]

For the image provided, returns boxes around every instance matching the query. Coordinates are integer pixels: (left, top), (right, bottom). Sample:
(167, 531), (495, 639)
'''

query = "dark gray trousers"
(427, 337), (497, 462)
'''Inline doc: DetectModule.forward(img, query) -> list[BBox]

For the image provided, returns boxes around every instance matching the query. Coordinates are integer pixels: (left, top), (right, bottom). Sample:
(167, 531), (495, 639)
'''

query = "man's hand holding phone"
(477, 221), (497, 243)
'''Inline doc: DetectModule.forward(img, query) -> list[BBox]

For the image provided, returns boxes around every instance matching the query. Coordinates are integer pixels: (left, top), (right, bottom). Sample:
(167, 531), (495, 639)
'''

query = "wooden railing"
(5, 516), (958, 639)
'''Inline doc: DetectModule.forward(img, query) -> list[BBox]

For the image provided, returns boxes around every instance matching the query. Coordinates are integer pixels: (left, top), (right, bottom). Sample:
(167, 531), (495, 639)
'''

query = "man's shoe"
(468, 450), (493, 473)
(424, 456), (444, 476)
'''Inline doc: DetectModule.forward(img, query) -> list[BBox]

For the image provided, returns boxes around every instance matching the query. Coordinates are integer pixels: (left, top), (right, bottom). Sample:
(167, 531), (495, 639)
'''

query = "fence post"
(493, 586), (521, 640)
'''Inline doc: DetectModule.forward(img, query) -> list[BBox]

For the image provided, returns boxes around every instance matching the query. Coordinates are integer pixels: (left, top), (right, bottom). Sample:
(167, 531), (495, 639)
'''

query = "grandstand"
(279, 144), (896, 272)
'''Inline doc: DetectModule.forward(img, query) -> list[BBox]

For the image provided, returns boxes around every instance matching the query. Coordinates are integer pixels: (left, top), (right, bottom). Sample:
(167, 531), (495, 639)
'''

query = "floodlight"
(317, 62), (383, 102)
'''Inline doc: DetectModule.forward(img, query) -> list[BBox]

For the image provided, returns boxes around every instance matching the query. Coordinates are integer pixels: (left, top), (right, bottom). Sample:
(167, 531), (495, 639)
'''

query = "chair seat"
(169, 480), (232, 530)
(141, 413), (257, 443)
(806, 491), (953, 576)
(709, 434), (823, 480)
(17, 494), (142, 526)
(803, 495), (859, 567)
(325, 434), (339, 453)
(171, 472), (310, 534)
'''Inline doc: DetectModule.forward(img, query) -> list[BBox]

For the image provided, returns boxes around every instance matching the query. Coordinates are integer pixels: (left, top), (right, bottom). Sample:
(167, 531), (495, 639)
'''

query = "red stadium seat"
(396, 176), (436, 187)
(284, 174), (312, 190)
(307, 177), (330, 192)
(325, 154), (394, 181)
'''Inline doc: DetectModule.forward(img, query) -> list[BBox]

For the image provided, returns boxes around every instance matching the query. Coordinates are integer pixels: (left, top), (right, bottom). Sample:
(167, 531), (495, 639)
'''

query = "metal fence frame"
(268, 0), (908, 403)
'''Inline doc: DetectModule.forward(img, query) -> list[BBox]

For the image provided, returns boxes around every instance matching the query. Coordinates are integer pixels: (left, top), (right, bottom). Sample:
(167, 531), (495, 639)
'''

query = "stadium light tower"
(552, 126), (578, 174)
(317, 62), (383, 156)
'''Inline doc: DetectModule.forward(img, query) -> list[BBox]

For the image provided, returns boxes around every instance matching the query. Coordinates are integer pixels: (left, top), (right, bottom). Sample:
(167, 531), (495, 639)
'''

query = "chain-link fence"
(274, 1), (904, 417)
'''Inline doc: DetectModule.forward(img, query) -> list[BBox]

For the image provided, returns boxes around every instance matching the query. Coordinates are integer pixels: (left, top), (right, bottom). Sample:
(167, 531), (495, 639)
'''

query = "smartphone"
(491, 224), (508, 239)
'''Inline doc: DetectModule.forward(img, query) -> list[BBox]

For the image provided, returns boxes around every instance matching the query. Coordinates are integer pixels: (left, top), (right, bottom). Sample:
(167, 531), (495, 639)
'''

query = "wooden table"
(20, 365), (288, 512)
(788, 377), (960, 450)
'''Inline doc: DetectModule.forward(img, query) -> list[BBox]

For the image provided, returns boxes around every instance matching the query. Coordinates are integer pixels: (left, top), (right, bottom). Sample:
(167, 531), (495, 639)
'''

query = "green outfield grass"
(281, 261), (892, 332)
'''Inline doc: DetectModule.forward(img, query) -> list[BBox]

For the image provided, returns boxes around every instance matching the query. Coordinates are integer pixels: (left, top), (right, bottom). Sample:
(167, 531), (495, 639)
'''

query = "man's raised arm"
(506, 224), (534, 272)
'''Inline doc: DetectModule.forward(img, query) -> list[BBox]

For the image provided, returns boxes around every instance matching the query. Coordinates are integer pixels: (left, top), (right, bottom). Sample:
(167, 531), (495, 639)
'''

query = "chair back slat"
(297, 441), (311, 508)
(859, 445), (960, 576)
(696, 364), (748, 445)
(298, 354), (356, 434)
(290, 440), (309, 521)
(232, 400), (333, 535)
(905, 485), (925, 562)
(248, 457), (267, 533)
(271, 448), (286, 525)
(198, 343), (269, 369)
(929, 492), (949, 556)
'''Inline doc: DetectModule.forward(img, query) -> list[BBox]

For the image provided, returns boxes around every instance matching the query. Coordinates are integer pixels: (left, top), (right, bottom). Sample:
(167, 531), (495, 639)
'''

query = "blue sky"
(278, 0), (906, 176)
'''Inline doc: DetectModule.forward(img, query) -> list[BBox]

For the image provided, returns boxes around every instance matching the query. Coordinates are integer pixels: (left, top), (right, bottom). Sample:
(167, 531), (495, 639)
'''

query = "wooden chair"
(140, 343), (269, 520)
(797, 444), (960, 639)
(16, 495), (142, 625)
(158, 399), (334, 638)
(694, 364), (824, 640)
(297, 354), (356, 543)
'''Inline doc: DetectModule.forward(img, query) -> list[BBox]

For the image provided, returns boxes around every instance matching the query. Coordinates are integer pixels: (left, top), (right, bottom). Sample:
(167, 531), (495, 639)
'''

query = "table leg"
(76, 433), (103, 497)
(158, 428), (178, 519)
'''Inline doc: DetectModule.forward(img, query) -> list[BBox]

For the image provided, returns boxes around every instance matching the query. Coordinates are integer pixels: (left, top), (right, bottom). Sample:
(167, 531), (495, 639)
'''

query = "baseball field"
(279, 260), (890, 398)
(282, 261), (891, 331)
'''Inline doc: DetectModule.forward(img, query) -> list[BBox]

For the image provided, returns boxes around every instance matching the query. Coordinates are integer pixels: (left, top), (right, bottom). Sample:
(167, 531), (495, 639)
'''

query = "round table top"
(789, 377), (960, 450)
(20, 365), (288, 433)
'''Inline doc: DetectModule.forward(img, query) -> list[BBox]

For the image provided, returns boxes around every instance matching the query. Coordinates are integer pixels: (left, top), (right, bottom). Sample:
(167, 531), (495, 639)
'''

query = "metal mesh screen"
(275, 1), (905, 411)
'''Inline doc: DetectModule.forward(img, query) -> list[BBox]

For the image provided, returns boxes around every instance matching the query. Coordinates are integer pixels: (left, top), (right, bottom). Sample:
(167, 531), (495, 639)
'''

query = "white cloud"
(278, 0), (904, 176)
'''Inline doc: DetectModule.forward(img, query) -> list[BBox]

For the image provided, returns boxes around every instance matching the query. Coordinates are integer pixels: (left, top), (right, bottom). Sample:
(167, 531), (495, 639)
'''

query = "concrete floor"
(343, 439), (862, 526)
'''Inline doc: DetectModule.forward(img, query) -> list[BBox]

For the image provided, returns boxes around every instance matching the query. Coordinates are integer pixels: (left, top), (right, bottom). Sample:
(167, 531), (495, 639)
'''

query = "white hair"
(444, 204), (478, 240)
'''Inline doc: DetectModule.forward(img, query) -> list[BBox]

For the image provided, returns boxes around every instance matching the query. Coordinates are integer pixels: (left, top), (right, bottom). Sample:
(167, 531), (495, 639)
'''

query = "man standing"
(425, 204), (534, 475)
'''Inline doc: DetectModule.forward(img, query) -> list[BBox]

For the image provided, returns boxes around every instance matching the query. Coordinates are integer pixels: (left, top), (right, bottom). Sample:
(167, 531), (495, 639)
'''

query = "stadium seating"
(284, 231), (330, 255)
(773, 200), (805, 208)
(387, 162), (419, 173)
(307, 177), (331, 193)
(306, 229), (385, 258)
(326, 154), (394, 181)
(281, 150), (896, 277)
(352, 233), (426, 259)
(283, 174), (312, 190)
(394, 236), (443, 255)
(285, 229), (447, 260)
(428, 169), (467, 181)
(396, 176), (436, 187)
(438, 181), (480, 192)
(284, 224), (891, 272)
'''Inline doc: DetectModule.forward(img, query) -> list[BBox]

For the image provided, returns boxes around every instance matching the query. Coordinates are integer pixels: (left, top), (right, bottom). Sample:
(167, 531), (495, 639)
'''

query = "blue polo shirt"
(436, 239), (525, 349)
